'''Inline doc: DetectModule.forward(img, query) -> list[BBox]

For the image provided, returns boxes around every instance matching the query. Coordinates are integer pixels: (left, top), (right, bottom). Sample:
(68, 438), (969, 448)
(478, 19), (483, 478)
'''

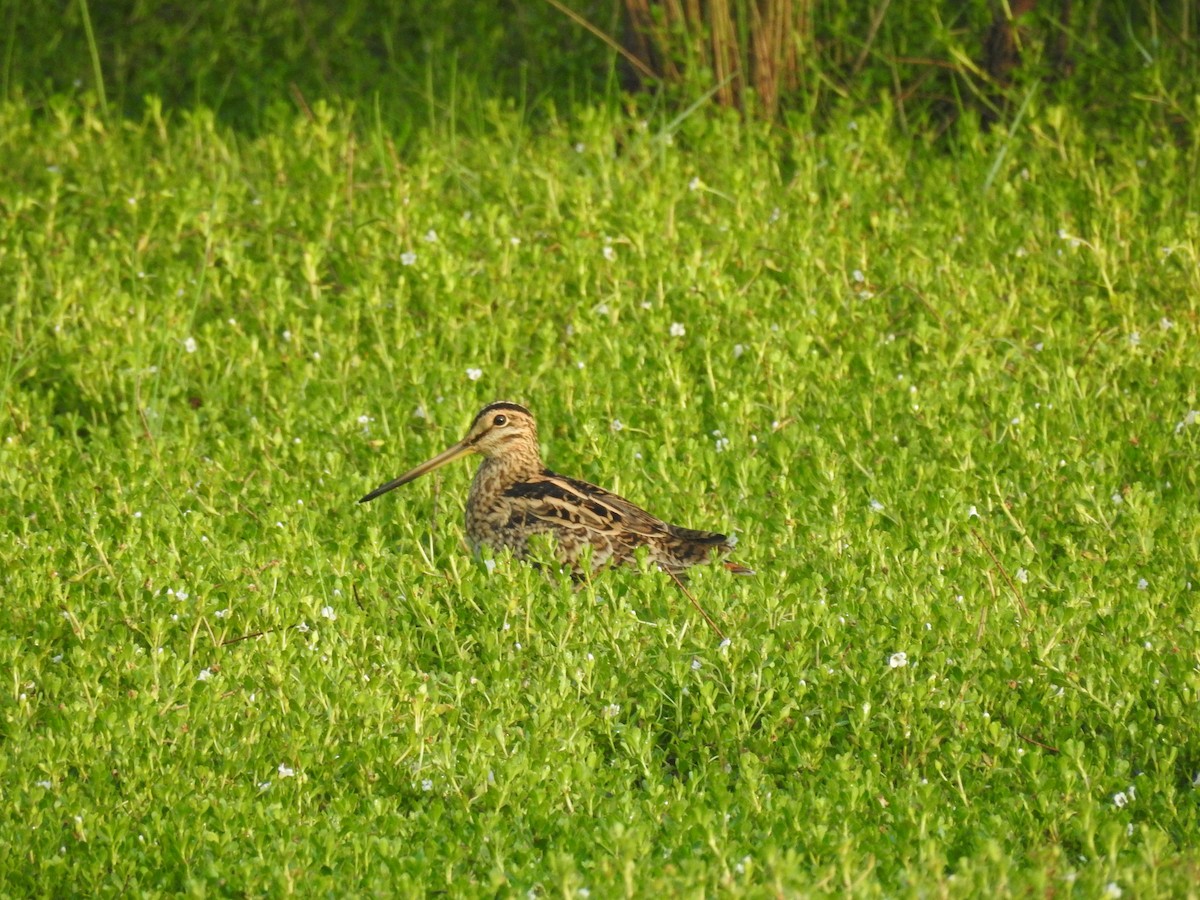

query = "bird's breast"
(465, 461), (528, 554)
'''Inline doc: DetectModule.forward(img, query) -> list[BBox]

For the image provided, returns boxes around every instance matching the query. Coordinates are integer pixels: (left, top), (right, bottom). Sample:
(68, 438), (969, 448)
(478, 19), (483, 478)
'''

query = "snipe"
(359, 402), (752, 580)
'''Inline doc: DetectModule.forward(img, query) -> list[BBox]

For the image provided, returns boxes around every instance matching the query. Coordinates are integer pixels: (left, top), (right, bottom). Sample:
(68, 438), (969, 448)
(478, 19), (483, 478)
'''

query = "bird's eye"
(493, 414), (508, 427)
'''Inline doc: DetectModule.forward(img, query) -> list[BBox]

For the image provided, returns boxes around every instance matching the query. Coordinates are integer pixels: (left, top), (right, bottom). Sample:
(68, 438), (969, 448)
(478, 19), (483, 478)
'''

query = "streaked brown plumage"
(359, 401), (752, 578)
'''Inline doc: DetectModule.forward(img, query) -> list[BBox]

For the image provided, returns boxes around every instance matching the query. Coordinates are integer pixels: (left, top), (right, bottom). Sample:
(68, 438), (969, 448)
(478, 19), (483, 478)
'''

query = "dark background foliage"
(3, 0), (1196, 136)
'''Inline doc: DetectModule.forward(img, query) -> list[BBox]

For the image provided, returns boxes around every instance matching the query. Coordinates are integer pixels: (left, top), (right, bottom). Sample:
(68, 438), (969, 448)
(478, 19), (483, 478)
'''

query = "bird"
(358, 401), (753, 581)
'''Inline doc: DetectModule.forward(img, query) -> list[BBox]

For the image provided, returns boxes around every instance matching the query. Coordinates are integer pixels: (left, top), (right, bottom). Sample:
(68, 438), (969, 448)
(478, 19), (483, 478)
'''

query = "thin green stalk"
(77, 0), (107, 116)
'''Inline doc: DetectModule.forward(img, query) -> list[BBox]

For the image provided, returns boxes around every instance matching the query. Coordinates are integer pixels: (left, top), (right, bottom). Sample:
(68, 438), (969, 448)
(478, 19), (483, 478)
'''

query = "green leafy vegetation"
(1, 4), (1198, 895)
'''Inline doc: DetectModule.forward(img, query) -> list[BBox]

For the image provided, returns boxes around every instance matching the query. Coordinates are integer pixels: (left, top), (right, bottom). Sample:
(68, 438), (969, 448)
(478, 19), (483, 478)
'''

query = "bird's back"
(492, 469), (736, 575)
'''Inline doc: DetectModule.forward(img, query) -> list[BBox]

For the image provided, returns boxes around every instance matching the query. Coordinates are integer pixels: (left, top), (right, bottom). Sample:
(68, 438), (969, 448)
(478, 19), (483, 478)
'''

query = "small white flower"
(36, 780), (53, 789)
(687, 177), (701, 191)
(691, 658), (702, 671)
(258, 781), (271, 792)
(466, 367), (483, 381)
(715, 437), (730, 452)
(733, 343), (745, 358)
(278, 764), (295, 778)
(1010, 417), (1020, 426)
(423, 229), (438, 243)
(183, 337), (197, 354)
(400, 251), (417, 266)
(1160, 317), (1175, 331)
(1137, 578), (1148, 591)
(197, 668), (213, 682)
(320, 605), (336, 620)
(1103, 882), (1122, 899)
(133, 511), (142, 518)
(1128, 331), (1141, 347)
(509, 236), (521, 246)
(604, 703), (620, 718)
(610, 419), (623, 432)
(852, 269), (865, 283)
(214, 608), (231, 619)
(1112, 492), (1124, 505)
(602, 245), (616, 261)
(175, 590), (189, 601)
(869, 499), (884, 512)
(127, 196), (137, 206)
(1015, 247), (1028, 257)
(358, 414), (371, 425)
(967, 505), (979, 519)
(1015, 568), (1029, 584)
(574, 142), (585, 153)
(594, 303), (610, 316)
(718, 638), (731, 651)
(281, 329), (292, 342)
(297, 621), (309, 633)
(421, 778), (433, 791)
(888, 652), (908, 669)
(484, 558), (496, 575)
(669, 322), (685, 337)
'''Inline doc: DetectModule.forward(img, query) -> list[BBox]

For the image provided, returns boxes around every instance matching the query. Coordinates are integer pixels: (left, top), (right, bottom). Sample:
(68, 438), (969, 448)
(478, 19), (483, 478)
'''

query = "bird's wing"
(503, 470), (682, 540)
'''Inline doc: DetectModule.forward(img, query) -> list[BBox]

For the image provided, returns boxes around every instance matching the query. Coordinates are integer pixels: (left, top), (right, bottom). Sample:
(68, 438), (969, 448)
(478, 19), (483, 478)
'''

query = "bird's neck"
(469, 443), (543, 498)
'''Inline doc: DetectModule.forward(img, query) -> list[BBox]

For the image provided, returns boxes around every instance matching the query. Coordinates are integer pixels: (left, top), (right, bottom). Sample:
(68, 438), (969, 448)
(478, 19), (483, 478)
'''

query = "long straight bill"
(358, 440), (474, 503)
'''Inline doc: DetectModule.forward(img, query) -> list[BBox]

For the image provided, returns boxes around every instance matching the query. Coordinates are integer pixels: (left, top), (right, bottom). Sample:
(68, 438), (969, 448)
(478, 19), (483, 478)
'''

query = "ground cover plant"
(2, 49), (1200, 900)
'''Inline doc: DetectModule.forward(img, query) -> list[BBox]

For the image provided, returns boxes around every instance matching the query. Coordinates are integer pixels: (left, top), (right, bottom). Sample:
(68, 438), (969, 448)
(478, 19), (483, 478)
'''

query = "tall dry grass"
(621, 0), (811, 116)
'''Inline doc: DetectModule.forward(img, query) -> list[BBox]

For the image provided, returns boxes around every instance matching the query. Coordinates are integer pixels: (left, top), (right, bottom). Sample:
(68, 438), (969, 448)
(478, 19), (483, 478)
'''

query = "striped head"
(462, 402), (539, 459)
(358, 401), (541, 504)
